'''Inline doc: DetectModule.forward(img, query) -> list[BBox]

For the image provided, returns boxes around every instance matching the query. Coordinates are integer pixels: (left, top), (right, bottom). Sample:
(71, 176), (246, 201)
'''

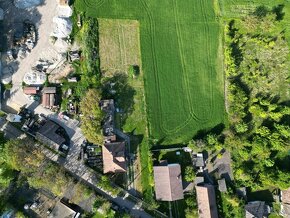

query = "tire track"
(161, 0), (212, 135)
(84, 0), (106, 9)
(199, 0), (215, 122)
(138, 0), (165, 136)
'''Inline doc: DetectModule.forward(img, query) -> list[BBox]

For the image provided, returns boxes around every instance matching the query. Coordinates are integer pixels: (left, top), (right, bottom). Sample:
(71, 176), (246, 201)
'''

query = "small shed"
(218, 178), (227, 192)
(23, 87), (38, 95)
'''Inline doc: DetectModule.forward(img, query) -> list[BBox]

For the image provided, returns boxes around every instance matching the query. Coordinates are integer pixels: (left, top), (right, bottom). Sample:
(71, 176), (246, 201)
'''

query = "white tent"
(23, 71), (46, 85)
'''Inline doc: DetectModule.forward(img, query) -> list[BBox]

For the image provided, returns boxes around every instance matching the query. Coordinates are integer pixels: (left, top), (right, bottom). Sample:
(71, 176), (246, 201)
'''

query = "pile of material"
(51, 17), (72, 38)
(12, 21), (37, 60)
(14, 0), (43, 9)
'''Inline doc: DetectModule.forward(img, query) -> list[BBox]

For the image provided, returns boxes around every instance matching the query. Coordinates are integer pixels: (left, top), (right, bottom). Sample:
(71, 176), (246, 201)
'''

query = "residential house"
(102, 141), (126, 174)
(36, 120), (68, 153)
(245, 201), (270, 218)
(153, 162), (184, 201)
(42, 87), (56, 109)
(196, 184), (218, 218)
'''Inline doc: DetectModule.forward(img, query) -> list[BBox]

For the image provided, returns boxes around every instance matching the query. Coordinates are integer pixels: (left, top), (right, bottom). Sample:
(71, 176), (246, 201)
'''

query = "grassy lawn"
(75, 0), (225, 145)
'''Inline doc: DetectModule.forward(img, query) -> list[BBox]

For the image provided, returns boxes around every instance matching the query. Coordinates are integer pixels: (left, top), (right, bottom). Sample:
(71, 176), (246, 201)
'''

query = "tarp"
(14, 0), (43, 9)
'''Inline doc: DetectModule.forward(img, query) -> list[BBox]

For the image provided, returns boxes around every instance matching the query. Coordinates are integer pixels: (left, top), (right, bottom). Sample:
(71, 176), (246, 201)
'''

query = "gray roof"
(196, 185), (218, 218)
(43, 87), (56, 94)
(49, 201), (79, 218)
(218, 178), (227, 192)
(194, 176), (204, 186)
(37, 120), (66, 146)
(153, 163), (184, 201)
(245, 201), (267, 218)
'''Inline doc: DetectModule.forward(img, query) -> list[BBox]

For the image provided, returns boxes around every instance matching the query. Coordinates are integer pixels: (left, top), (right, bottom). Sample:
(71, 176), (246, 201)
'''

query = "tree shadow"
(193, 123), (225, 140)
(101, 72), (136, 124)
(253, 5), (269, 18)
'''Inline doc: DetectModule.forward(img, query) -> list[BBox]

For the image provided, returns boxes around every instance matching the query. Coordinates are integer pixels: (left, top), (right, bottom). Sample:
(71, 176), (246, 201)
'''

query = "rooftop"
(218, 178), (227, 192)
(49, 200), (80, 218)
(282, 188), (290, 204)
(153, 163), (184, 201)
(43, 87), (56, 94)
(196, 185), (218, 218)
(36, 120), (66, 147)
(23, 86), (38, 95)
(102, 141), (126, 173)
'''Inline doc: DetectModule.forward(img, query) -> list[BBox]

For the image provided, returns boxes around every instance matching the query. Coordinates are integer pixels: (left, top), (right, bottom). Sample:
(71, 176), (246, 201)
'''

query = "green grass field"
(75, 0), (225, 144)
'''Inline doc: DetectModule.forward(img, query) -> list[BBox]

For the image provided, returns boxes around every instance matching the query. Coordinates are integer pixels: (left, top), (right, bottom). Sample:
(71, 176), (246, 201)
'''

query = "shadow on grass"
(102, 73), (136, 124)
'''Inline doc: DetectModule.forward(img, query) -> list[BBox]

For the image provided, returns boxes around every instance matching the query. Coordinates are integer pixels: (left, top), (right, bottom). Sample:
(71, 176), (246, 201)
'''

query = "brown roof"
(282, 188), (290, 204)
(153, 164), (184, 201)
(42, 94), (55, 108)
(196, 185), (218, 218)
(102, 141), (126, 173)
(23, 87), (37, 95)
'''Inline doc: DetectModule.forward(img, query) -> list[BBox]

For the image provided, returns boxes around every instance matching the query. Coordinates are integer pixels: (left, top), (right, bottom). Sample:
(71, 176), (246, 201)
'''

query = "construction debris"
(12, 21), (37, 60)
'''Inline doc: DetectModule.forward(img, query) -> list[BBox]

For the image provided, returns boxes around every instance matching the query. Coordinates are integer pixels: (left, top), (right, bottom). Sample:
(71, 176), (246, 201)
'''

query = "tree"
(80, 89), (104, 145)
(184, 166), (195, 182)
(3, 138), (44, 173)
(234, 122), (248, 134)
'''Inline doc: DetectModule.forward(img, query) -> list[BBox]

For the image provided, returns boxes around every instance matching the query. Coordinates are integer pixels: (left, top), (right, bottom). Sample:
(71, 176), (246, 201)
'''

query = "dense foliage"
(224, 9), (290, 189)
(80, 89), (104, 145)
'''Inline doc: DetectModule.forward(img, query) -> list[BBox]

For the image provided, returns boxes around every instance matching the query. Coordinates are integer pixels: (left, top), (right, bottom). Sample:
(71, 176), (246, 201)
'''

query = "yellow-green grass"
(75, 0), (225, 144)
